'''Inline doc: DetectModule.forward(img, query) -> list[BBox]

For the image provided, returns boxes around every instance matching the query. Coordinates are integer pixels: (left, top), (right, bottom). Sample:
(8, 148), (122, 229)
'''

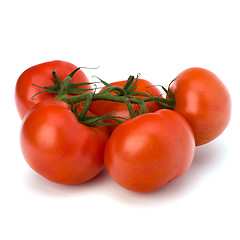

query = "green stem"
(100, 85), (128, 97)
(55, 76), (72, 100)
(78, 92), (94, 121)
(122, 98), (136, 118)
(138, 99), (147, 114)
(60, 86), (136, 118)
(61, 86), (174, 110)
(96, 91), (136, 118)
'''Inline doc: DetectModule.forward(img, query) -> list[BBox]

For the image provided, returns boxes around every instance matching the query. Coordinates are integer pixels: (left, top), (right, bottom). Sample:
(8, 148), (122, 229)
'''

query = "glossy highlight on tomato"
(20, 103), (109, 185)
(15, 60), (91, 119)
(170, 67), (231, 146)
(104, 109), (195, 193)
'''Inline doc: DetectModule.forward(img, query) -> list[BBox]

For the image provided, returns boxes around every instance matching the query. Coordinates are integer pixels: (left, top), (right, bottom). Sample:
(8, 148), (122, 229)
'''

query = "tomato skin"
(15, 60), (90, 119)
(104, 109), (195, 193)
(171, 67), (231, 146)
(20, 103), (108, 185)
(89, 78), (162, 133)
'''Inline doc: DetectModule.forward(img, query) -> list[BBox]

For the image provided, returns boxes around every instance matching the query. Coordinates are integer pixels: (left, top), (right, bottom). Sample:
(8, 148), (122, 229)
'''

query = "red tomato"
(170, 67), (231, 146)
(104, 109), (195, 193)
(20, 103), (108, 185)
(90, 78), (162, 133)
(15, 60), (91, 119)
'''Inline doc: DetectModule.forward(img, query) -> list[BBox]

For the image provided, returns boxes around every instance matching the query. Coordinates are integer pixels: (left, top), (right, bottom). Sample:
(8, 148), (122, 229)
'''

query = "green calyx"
(122, 75), (138, 95)
(31, 68), (94, 101)
(93, 73), (150, 98)
(157, 78), (176, 109)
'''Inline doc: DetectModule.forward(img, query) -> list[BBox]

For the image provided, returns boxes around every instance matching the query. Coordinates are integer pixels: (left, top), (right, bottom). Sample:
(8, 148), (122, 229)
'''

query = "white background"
(1, 0), (239, 239)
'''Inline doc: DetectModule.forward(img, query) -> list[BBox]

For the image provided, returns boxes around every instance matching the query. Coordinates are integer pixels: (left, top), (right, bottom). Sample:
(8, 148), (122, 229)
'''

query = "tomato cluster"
(15, 61), (231, 193)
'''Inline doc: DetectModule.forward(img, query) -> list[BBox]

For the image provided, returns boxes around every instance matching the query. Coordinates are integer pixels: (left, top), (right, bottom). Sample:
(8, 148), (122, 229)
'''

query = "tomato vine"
(31, 68), (175, 127)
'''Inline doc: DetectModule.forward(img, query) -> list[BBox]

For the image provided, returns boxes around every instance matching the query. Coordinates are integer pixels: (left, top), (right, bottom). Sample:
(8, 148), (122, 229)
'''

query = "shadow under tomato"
(104, 139), (228, 206)
(25, 167), (110, 198)
(25, 139), (228, 203)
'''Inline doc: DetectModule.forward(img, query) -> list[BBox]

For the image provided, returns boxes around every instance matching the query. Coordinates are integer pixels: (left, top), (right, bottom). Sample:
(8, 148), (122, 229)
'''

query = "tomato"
(20, 102), (108, 185)
(104, 109), (195, 193)
(15, 60), (91, 119)
(170, 67), (231, 146)
(90, 78), (162, 133)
